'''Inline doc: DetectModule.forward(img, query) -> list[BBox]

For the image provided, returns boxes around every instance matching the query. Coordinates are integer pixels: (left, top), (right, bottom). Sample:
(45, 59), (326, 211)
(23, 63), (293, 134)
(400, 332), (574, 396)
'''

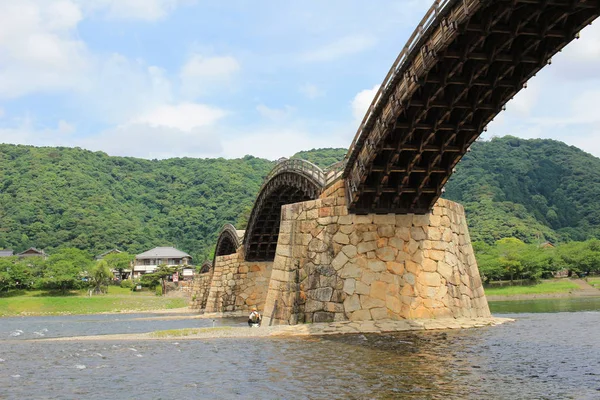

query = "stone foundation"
(262, 194), (490, 325)
(189, 271), (213, 310)
(204, 248), (272, 313)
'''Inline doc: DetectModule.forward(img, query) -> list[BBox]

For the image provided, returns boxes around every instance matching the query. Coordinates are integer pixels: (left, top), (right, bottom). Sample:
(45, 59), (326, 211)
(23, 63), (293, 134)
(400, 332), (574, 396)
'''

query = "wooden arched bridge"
(213, 0), (598, 257)
(197, 0), (598, 323)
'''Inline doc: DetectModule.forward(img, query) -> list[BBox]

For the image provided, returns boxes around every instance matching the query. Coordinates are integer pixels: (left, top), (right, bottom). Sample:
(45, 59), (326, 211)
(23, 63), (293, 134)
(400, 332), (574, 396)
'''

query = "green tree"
(104, 252), (134, 279)
(141, 264), (179, 295)
(89, 260), (113, 294)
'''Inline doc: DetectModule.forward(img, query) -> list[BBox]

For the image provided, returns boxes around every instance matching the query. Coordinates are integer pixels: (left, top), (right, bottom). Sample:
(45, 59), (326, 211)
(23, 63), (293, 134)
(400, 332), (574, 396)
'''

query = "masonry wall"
(189, 271), (213, 310)
(262, 186), (490, 325)
(203, 248), (272, 313)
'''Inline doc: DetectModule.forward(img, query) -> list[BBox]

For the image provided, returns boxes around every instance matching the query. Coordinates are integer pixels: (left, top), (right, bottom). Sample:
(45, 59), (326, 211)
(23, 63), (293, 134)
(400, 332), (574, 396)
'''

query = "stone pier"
(192, 180), (490, 325)
(203, 248), (272, 313)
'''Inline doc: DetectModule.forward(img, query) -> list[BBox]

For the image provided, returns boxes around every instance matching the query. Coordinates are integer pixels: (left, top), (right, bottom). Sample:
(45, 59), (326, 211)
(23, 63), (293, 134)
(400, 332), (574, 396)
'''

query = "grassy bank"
(588, 277), (600, 289)
(484, 280), (580, 297)
(0, 287), (187, 317)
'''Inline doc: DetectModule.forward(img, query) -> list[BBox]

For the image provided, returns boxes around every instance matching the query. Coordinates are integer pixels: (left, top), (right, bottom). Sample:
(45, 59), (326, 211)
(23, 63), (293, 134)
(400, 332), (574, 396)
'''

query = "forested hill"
(0, 137), (599, 262)
(445, 136), (600, 243)
(0, 145), (274, 262)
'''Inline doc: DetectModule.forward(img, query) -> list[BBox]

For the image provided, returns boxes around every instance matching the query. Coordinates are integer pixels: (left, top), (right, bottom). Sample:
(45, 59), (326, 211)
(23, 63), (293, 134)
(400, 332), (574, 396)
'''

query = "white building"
(132, 247), (192, 279)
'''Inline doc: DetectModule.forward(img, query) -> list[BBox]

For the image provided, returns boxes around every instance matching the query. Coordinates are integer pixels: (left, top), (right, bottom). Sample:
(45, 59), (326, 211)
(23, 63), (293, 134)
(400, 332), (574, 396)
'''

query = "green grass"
(0, 288), (187, 317)
(149, 327), (232, 338)
(588, 277), (600, 289)
(484, 280), (580, 296)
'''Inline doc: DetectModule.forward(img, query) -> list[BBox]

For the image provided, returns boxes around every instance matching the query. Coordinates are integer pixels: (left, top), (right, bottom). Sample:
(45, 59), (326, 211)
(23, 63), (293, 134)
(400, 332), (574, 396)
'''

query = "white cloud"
(299, 83), (324, 99)
(132, 103), (227, 132)
(300, 34), (376, 62)
(77, 0), (194, 21)
(80, 123), (223, 159)
(180, 54), (240, 98)
(0, 0), (89, 99)
(222, 128), (349, 160)
(256, 104), (294, 121)
(351, 84), (379, 121)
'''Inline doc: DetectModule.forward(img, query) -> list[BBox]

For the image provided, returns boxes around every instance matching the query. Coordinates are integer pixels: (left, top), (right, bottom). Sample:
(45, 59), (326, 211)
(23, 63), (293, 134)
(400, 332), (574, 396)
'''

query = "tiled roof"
(135, 247), (191, 259)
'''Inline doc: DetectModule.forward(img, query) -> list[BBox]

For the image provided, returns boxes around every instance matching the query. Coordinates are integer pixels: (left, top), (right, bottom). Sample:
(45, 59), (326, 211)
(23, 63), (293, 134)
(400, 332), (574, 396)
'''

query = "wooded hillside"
(0, 136), (598, 262)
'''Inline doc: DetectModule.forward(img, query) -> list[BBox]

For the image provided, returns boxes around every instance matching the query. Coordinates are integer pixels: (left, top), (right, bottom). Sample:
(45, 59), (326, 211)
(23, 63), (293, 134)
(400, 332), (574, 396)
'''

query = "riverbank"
(22, 316), (513, 342)
(485, 279), (600, 301)
(0, 288), (188, 317)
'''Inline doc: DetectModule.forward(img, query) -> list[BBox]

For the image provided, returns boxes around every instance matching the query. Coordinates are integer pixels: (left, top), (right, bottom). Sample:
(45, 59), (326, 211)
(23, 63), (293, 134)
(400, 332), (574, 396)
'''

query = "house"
(0, 249), (14, 257)
(95, 248), (122, 260)
(17, 248), (48, 259)
(132, 247), (192, 279)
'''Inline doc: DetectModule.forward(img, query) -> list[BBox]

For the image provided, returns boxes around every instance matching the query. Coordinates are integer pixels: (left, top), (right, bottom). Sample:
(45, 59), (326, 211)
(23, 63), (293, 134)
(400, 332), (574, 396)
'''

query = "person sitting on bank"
(248, 307), (261, 327)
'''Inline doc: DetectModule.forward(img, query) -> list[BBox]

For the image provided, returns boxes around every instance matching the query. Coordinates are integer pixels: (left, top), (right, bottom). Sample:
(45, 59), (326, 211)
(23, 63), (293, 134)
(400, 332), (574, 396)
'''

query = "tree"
(141, 264), (179, 296)
(89, 260), (113, 294)
(104, 252), (134, 279)
(39, 260), (83, 294)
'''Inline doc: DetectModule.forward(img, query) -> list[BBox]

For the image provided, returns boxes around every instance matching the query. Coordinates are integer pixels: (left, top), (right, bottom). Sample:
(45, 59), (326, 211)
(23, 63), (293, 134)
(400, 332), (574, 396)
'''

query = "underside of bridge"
(344, 0), (599, 215)
(214, 224), (241, 258)
(244, 172), (323, 261)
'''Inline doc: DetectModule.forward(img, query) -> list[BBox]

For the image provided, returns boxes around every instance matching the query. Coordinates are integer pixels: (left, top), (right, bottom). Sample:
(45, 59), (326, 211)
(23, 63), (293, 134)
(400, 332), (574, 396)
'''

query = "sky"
(0, 0), (599, 160)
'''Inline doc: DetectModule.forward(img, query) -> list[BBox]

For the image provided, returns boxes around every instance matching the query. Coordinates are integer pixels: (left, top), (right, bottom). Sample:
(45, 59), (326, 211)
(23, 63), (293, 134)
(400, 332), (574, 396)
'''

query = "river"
(1, 299), (600, 399)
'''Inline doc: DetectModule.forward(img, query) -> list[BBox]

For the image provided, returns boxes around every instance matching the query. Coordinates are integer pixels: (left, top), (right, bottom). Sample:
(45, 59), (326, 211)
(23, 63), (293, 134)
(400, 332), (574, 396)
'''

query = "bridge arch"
(214, 223), (243, 260)
(244, 158), (326, 261)
(199, 260), (212, 274)
(343, 0), (599, 214)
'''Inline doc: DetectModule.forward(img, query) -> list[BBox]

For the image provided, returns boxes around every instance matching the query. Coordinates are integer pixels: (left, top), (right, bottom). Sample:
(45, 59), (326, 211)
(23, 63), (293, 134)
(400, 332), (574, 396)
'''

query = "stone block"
(394, 227), (411, 241)
(386, 295), (403, 314)
(313, 311), (335, 323)
(360, 269), (381, 285)
(423, 272), (442, 287)
(350, 309), (372, 321)
(343, 294), (361, 312)
(423, 258), (438, 272)
(386, 261), (404, 275)
(308, 238), (328, 252)
(355, 281), (370, 295)
(437, 261), (453, 279)
(370, 307), (389, 320)
(333, 232), (350, 245)
(314, 287), (334, 302)
(395, 214), (413, 227)
(343, 279), (356, 295)
(354, 215), (373, 224)
(410, 227), (426, 241)
(376, 247), (395, 262)
(339, 225), (354, 235)
(306, 209), (319, 219)
(341, 245), (358, 258)
(331, 251), (349, 271)
(360, 295), (385, 309)
(389, 237), (404, 249)
(368, 259), (386, 273)
(357, 241), (377, 254)
(340, 263), (362, 279)
(338, 215), (353, 225)
(370, 281), (387, 300)
(374, 214), (396, 225)
(362, 231), (378, 242)
(404, 272), (416, 285)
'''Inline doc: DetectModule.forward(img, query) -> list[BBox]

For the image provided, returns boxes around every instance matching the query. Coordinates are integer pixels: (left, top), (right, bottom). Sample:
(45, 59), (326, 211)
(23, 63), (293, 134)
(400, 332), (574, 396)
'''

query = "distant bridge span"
(343, 0), (599, 214)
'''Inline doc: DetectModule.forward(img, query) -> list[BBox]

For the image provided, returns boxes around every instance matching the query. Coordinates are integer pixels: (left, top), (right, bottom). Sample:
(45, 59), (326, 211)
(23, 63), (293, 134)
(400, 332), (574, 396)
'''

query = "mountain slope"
(0, 138), (598, 262)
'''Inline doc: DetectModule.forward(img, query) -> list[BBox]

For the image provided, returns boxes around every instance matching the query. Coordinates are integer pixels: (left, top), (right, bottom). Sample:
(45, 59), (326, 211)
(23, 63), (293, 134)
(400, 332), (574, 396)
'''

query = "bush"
(155, 285), (163, 296)
(120, 279), (134, 289)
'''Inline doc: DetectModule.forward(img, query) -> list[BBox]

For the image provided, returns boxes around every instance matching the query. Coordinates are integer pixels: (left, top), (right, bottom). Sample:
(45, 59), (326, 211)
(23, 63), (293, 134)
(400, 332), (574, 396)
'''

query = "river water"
(1, 300), (600, 400)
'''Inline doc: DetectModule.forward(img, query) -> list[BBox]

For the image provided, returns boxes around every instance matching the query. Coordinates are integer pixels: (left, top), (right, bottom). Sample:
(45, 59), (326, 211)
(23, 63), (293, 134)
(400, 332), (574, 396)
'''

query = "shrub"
(155, 285), (163, 296)
(120, 279), (134, 289)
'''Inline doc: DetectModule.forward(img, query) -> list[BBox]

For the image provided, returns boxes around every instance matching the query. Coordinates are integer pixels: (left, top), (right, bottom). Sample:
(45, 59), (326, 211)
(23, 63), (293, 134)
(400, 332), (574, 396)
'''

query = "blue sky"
(1, 0), (599, 160)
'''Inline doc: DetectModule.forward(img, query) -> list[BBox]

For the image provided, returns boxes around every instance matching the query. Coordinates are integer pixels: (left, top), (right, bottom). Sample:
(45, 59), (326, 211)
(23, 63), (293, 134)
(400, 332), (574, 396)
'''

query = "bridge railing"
(263, 158), (326, 188)
(324, 160), (346, 187)
(344, 0), (471, 175)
